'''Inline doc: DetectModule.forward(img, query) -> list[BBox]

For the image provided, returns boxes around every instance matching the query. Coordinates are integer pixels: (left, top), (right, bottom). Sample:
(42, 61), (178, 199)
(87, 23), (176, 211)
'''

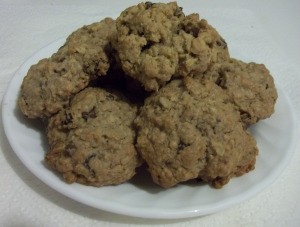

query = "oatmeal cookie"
(113, 2), (229, 91)
(198, 58), (277, 125)
(135, 77), (258, 188)
(46, 87), (140, 186)
(19, 18), (116, 119)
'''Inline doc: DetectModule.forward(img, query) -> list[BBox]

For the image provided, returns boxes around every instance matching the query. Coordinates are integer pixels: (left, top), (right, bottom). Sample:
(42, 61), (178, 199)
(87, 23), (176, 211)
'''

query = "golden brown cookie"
(113, 2), (229, 91)
(197, 58), (278, 125)
(46, 88), (140, 186)
(19, 18), (116, 119)
(135, 77), (258, 188)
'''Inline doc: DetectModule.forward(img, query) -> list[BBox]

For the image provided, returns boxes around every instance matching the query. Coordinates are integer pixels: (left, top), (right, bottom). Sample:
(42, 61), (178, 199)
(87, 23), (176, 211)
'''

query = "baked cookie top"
(198, 58), (278, 125)
(135, 77), (258, 188)
(18, 18), (116, 119)
(113, 2), (229, 91)
(46, 87), (139, 186)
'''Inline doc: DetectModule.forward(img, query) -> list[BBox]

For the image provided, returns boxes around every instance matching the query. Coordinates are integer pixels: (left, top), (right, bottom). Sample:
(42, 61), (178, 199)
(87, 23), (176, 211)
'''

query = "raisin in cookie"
(135, 77), (258, 188)
(46, 87), (140, 186)
(19, 18), (116, 118)
(197, 58), (277, 125)
(113, 2), (229, 91)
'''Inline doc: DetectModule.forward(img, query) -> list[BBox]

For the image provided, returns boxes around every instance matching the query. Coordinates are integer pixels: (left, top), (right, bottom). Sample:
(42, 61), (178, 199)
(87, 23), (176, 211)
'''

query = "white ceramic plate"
(2, 38), (297, 219)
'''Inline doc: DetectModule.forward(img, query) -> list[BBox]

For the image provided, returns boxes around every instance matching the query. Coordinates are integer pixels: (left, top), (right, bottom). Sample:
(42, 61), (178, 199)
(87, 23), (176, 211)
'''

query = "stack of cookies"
(18, 2), (277, 189)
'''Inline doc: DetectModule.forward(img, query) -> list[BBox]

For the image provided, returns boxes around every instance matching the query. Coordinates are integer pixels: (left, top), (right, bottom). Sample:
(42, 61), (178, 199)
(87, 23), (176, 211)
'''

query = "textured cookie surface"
(17, 2), (278, 190)
(197, 58), (278, 125)
(46, 88), (139, 186)
(19, 18), (116, 118)
(113, 2), (229, 91)
(135, 78), (258, 188)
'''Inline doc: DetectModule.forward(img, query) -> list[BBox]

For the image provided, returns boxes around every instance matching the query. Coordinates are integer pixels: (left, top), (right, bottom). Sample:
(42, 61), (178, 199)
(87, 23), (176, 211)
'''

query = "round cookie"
(19, 18), (116, 119)
(135, 77), (258, 188)
(46, 87), (140, 186)
(198, 58), (278, 125)
(113, 2), (229, 91)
